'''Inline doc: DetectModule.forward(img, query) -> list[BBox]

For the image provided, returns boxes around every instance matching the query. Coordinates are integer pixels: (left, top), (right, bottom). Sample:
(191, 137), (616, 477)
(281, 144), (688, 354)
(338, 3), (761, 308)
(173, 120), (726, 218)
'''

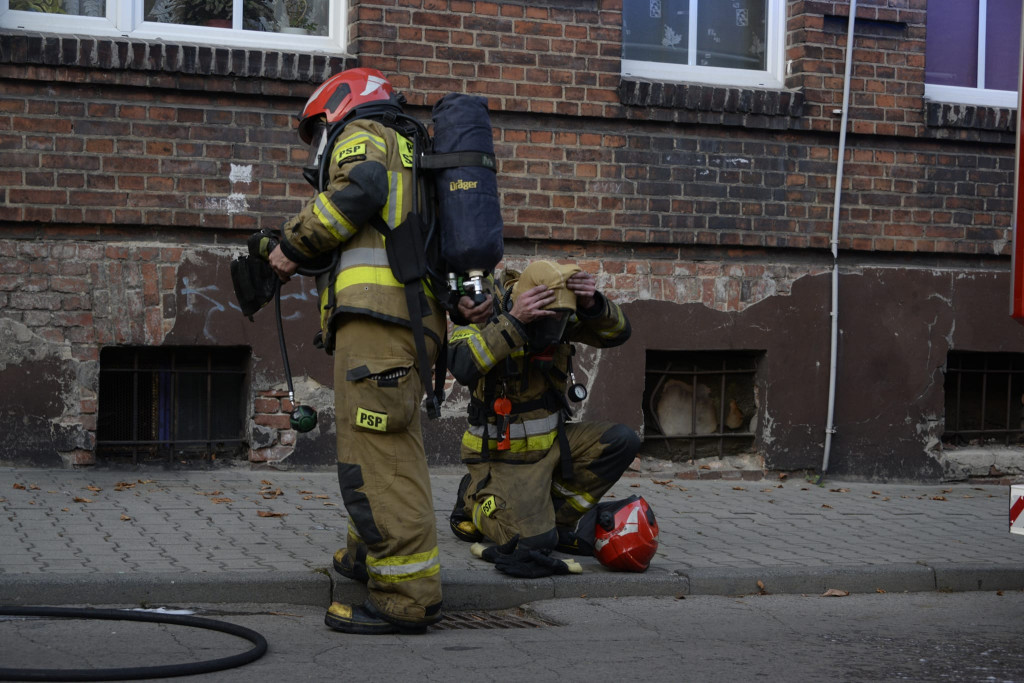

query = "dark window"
(943, 351), (1024, 447)
(96, 346), (250, 463)
(642, 350), (760, 461)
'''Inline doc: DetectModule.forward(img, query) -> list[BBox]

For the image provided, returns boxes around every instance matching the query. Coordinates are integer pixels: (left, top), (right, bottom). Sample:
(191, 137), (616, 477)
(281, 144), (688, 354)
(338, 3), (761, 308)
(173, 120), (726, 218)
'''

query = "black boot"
(332, 546), (369, 583)
(449, 473), (483, 542)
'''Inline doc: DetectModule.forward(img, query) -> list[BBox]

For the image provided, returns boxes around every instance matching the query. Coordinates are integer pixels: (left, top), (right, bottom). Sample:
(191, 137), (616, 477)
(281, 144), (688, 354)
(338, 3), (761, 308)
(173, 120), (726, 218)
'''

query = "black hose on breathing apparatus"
(274, 277), (318, 433)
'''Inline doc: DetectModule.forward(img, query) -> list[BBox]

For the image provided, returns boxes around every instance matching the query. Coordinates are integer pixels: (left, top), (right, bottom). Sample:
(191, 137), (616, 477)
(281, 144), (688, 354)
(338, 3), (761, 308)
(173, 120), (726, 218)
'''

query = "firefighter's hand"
(566, 271), (597, 311)
(509, 285), (556, 324)
(268, 245), (298, 283)
(458, 295), (493, 325)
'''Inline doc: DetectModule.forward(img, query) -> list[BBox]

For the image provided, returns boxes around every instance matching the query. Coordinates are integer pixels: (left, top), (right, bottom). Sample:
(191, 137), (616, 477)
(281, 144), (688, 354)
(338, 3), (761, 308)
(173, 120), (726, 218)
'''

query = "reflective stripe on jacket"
(279, 118), (443, 348)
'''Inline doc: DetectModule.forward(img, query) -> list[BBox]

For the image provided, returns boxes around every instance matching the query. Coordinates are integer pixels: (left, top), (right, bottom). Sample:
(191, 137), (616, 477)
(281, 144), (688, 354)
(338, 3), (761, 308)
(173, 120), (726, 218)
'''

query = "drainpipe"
(818, 0), (857, 481)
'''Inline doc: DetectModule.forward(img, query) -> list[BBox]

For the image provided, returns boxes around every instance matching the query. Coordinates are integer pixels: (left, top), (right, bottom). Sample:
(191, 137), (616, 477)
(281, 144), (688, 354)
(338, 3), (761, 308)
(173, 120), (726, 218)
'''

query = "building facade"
(2, 0), (1024, 481)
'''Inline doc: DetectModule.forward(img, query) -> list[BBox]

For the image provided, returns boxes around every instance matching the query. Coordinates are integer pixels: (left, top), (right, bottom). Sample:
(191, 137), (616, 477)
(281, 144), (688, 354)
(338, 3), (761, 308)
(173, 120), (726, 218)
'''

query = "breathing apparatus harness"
(233, 95), (500, 425)
(307, 100), (499, 419)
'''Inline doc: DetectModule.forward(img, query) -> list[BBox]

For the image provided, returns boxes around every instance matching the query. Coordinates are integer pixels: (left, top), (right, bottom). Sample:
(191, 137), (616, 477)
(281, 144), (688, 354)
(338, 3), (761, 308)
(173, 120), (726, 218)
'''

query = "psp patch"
(479, 495), (498, 518)
(334, 141), (367, 166)
(356, 407), (388, 432)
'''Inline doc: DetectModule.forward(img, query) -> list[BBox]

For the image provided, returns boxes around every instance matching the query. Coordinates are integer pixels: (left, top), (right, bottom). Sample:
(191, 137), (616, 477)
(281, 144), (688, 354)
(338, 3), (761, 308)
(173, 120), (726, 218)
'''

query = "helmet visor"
(301, 119), (328, 188)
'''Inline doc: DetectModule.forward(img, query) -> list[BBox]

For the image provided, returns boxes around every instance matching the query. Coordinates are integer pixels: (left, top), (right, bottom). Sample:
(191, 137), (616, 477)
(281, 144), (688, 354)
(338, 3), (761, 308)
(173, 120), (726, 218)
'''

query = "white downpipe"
(820, 0), (857, 478)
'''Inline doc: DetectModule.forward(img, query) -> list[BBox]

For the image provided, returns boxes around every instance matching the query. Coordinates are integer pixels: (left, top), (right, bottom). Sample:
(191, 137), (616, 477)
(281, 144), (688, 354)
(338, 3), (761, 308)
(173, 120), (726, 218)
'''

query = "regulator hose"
(0, 606), (267, 681)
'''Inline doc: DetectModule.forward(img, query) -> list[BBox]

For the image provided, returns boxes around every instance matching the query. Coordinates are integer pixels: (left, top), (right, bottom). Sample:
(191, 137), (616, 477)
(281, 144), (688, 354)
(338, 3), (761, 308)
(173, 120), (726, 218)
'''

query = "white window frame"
(0, 0), (347, 54)
(924, 0), (1018, 108)
(621, 0), (786, 90)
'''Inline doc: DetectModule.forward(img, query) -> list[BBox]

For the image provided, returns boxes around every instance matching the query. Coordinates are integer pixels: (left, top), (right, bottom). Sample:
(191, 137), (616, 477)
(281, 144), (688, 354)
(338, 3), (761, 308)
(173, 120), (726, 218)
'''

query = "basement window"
(642, 350), (759, 460)
(96, 346), (250, 463)
(943, 351), (1024, 446)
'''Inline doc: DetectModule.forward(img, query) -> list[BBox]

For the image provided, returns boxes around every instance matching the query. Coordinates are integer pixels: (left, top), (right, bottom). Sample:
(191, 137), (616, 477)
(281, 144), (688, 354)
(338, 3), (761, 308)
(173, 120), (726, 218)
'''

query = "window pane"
(144, 0), (328, 35)
(623, 0), (690, 65)
(925, 0), (979, 87)
(272, 0), (328, 36)
(986, 0), (1022, 91)
(696, 0), (766, 70)
(10, 0), (104, 15)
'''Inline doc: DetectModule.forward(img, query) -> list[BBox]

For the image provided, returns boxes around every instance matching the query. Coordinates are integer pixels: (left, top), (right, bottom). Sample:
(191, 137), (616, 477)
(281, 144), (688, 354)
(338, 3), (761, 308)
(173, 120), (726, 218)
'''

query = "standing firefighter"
(448, 260), (654, 577)
(267, 68), (445, 635)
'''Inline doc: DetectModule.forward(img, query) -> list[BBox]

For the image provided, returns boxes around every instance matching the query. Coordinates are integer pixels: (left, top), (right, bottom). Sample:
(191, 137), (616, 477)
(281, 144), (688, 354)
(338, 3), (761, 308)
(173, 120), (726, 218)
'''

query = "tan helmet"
(510, 260), (581, 311)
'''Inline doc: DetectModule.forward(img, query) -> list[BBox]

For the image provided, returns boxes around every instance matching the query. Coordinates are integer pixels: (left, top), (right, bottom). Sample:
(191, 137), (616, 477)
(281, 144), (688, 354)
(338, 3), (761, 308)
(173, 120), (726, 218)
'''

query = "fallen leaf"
(829, 488), (850, 493)
(299, 490), (314, 495)
(871, 491), (881, 495)
(757, 580), (767, 595)
(261, 480), (273, 486)
(733, 486), (746, 491)
(210, 497), (232, 504)
(261, 489), (284, 499)
(700, 465), (711, 470)
(61, 507), (68, 512)
(822, 588), (849, 597)
(997, 590), (1004, 596)
(876, 588), (887, 594)
(778, 473), (788, 480)
(257, 510), (286, 518)
(13, 484), (25, 490)
(652, 479), (673, 485)
(323, 502), (337, 507)
(821, 504), (833, 509)
(73, 497), (93, 503)
(931, 496), (947, 501)
(120, 514), (131, 521)
(315, 494), (329, 499)
(86, 486), (102, 492)
(29, 484), (39, 490)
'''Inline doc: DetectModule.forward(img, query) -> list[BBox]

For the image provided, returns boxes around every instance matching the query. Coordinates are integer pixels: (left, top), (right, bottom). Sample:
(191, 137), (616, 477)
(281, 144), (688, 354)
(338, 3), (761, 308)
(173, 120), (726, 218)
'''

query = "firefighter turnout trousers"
(333, 316), (442, 626)
(464, 421), (639, 550)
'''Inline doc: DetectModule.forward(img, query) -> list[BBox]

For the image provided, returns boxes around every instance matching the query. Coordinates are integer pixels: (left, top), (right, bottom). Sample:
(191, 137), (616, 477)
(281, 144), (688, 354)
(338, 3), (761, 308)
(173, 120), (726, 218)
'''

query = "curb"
(4, 564), (1024, 610)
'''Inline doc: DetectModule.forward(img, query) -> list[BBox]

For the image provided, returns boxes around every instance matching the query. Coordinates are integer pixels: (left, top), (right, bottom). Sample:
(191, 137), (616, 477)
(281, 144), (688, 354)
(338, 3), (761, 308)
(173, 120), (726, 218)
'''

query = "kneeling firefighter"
(258, 68), (501, 635)
(447, 260), (657, 576)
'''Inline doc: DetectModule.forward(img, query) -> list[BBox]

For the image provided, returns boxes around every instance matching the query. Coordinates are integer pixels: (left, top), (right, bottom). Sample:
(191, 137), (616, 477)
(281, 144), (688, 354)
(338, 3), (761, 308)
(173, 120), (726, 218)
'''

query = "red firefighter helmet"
(593, 496), (659, 572)
(297, 68), (398, 143)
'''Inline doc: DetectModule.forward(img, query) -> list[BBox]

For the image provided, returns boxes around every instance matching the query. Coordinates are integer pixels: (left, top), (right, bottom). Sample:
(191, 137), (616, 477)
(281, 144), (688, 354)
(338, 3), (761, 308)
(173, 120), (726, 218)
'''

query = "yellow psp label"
(334, 141), (367, 164)
(479, 495), (498, 517)
(399, 137), (414, 168)
(356, 407), (388, 432)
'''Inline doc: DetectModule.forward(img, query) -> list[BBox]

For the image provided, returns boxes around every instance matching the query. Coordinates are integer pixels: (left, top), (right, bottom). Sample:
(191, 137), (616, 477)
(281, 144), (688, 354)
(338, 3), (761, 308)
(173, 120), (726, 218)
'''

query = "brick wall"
(1, 0), (1023, 476)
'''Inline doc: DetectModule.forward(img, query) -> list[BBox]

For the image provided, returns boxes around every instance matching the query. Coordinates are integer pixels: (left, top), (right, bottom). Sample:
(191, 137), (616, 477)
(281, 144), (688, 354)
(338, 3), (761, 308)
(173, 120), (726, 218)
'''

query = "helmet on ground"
(297, 68), (399, 144)
(593, 495), (659, 572)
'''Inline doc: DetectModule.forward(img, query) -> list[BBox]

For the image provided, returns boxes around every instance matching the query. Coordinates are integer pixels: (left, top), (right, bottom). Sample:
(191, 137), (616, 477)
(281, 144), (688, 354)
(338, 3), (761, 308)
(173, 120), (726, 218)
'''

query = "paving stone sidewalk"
(1, 466), (1021, 610)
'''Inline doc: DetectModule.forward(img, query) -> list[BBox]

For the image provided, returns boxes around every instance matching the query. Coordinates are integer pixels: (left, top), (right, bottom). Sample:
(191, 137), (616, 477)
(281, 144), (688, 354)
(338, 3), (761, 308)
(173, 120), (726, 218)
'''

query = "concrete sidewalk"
(1, 465), (1021, 611)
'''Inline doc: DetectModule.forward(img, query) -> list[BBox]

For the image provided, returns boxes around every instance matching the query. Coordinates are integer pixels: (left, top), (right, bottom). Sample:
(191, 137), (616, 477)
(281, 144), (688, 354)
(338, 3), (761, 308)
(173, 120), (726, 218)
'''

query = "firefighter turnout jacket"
(278, 118), (445, 352)
(448, 269), (631, 466)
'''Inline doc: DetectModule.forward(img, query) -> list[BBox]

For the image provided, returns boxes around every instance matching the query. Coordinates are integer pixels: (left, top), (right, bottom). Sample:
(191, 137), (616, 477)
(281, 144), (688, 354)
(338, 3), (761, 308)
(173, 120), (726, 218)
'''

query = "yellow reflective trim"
(461, 430), (557, 453)
(551, 480), (597, 514)
(334, 264), (405, 292)
(313, 199), (357, 242)
(366, 547), (440, 584)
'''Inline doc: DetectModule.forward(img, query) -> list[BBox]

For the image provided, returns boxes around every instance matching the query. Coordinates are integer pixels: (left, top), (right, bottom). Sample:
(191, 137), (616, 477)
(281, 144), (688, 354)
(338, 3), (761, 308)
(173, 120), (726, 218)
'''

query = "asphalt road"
(2, 592), (1022, 682)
